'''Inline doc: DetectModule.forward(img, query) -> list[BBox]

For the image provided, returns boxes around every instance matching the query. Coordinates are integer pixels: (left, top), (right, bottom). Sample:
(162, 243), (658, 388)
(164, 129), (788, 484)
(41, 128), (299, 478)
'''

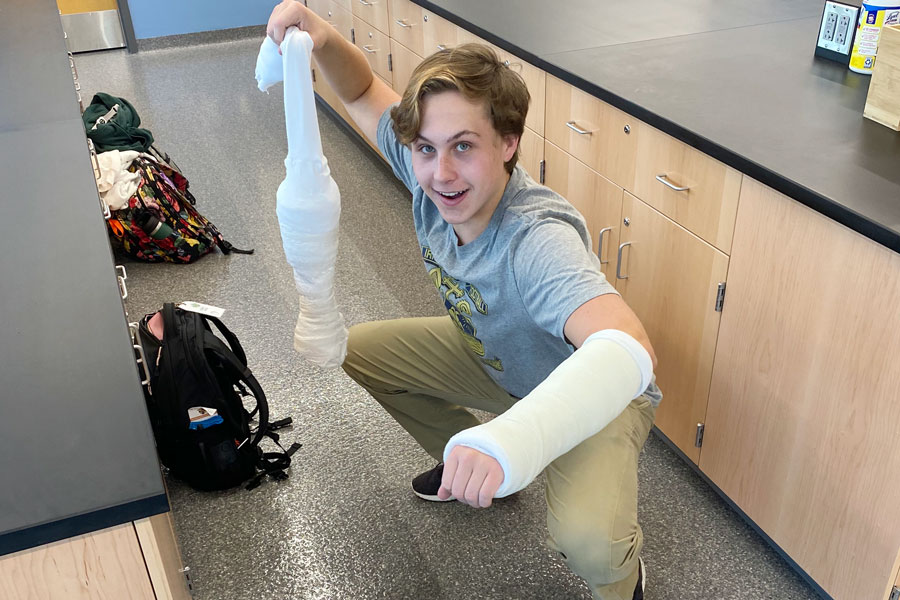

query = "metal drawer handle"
(597, 227), (612, 265)
(437, 44), (448, 51)
(616, 241), (632, 280)
(358, 0), (373, 5)
(362, 44), (377, 53)
(117, 274), (128, 300)
(394, 18), (412, 27)
(565, 120), (591, 135)
(87, 138), (101, 181)
(129, 323), (152, 388)
(655, 173), (690, 192)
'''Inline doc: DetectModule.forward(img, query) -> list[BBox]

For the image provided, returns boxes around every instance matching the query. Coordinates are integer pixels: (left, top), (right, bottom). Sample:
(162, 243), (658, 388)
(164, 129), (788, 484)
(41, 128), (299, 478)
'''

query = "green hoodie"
(82, 92), (154, 153)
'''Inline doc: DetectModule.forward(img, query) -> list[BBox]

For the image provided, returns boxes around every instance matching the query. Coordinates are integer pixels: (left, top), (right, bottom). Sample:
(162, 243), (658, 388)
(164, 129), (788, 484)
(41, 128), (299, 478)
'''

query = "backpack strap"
(245, 437), (302, 491)
(198, 313), (248, 368)
(202, 333), (269, 449)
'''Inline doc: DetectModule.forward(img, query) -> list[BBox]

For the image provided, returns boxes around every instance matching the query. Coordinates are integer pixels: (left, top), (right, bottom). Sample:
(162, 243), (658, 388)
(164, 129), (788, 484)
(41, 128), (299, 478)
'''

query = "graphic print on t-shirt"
(422, 246), (503, 372)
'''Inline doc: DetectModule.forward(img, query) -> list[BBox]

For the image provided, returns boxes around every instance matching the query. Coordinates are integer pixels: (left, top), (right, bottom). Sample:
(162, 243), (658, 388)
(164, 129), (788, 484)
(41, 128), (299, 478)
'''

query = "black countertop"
(415, 0), (900, 252)
(0, 0), (168, 557)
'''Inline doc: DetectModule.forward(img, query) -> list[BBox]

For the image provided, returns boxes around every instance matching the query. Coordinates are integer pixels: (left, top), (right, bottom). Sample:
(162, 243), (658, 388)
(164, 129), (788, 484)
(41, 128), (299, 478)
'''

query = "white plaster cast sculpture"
(256, 28), (348, 369)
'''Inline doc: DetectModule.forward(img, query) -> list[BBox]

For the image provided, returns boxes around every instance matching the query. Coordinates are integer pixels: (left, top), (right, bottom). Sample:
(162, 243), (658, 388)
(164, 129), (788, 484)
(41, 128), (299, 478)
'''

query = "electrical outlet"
(835, 13), (851, 45)
(815, 1), (861, 63)
(823, 11), (837, 41)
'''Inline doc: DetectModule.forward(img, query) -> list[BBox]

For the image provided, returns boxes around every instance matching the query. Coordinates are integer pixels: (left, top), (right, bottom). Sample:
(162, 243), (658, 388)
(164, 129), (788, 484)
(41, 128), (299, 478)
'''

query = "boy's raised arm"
(267, 0), (400, 144)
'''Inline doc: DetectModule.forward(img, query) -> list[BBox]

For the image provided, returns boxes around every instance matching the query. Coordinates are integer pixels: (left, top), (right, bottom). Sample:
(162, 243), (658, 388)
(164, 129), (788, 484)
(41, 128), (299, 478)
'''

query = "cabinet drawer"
(422, 10), (459, 56)
(543, 140), (623, 283)
(632, 124), (741, 253)
(388, 0), (424, 56)
(389, 37), (423, 95)
(351, 0), (389, 34)
(352, 15), (391, 82)
(545, 75), (638, 190)
(309, 0), (353, 43)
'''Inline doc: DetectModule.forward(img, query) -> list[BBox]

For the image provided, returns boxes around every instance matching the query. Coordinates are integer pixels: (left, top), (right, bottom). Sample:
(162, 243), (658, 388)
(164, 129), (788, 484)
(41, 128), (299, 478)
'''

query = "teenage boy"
(268, 3), (663, 598)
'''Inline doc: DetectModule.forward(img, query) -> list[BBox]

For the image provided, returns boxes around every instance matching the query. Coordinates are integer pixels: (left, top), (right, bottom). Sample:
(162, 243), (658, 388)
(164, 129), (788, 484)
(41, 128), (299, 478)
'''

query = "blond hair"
(390, 44), (530, 173)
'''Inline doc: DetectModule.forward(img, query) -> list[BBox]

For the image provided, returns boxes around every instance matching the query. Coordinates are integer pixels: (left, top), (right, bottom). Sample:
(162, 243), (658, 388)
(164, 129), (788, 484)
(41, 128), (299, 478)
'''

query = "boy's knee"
(341, 322), (403, 396)
(548, 519), (640, 586)
(341, 322), (377, 382)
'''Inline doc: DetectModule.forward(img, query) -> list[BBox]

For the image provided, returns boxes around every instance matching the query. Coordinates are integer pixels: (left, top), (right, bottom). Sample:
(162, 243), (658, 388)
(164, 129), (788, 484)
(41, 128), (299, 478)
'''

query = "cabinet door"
(389, 38), (422, 95)
(699, 178), (900, 600)
(517, 126), (543, 185)
(617, 192), (728, 463)
(351, 0), (389, 34)
(388, 0), (424, 56)
(352, 15), (392, 82)
(543, 140), (623, 283)
(545, 75), (638, 190)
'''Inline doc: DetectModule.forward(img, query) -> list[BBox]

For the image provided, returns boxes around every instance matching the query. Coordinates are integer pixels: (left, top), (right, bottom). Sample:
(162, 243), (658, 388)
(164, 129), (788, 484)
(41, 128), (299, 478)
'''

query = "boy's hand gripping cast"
(255, 28), (348, 369)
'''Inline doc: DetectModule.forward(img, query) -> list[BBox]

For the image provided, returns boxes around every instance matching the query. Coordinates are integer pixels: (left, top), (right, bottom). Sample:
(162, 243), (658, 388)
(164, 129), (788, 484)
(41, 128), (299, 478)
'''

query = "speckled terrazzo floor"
(72, 36), (825, 600)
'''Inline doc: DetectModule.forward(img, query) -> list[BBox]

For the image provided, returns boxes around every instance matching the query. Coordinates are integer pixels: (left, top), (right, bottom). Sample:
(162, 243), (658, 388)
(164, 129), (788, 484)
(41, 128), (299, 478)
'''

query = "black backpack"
(135, 303), (300, 491)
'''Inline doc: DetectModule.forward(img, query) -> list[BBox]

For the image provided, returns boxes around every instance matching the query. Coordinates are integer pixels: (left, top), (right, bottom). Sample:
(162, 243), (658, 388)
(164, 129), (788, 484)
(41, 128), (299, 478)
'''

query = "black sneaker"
(412, 463), (455, 501)
(633, 557), (646, 600)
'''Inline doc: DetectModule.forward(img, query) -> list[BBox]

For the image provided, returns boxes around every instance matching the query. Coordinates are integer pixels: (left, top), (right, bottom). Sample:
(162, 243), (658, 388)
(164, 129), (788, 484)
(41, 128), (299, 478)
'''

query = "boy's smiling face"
(410, 90), (518, 245)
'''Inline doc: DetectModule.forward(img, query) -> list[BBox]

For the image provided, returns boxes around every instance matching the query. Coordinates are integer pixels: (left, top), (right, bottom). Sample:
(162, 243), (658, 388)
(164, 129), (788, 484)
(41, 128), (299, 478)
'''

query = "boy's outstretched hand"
(266, 0), (329, 49)
(440, 445), (504, 508)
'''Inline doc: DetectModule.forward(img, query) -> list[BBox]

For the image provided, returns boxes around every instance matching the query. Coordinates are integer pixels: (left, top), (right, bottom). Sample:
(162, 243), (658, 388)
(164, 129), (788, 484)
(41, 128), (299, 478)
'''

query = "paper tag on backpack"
(178, 301), (225, 318)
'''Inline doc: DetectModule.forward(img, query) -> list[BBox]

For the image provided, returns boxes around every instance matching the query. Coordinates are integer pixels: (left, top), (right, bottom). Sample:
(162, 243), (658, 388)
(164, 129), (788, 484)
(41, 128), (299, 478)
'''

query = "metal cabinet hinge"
(695, 423), (705, 448)
(180, 566), (195, 597)
(388, 53), (393, 71)
(539, 159), (545, 184)
(351, 28), (355, 44)
(889, 586), (899, 600)
(715, 282), (726, 312)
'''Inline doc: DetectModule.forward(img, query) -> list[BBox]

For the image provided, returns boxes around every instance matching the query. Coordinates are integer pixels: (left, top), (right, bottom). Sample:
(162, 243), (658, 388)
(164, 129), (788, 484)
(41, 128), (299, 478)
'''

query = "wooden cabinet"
(617, 192), (729, 463)
(389, 37), (422, 94)
(0, 514), (190, 600)
(545, 75), (638, 190)
(351, 0), (389, 34)
(543, 140), (622, 283)
(352, 16), (392, 82)
(388, 0), (425, 56)
(632, 124), (741, 253)
(517, 126), (543, 185)
(699, 177), (900, 600)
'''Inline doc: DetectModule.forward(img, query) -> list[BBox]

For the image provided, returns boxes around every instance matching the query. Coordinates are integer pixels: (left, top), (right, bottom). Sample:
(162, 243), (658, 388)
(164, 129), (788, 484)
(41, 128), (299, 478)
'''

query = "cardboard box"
(864, 24), (900, 131)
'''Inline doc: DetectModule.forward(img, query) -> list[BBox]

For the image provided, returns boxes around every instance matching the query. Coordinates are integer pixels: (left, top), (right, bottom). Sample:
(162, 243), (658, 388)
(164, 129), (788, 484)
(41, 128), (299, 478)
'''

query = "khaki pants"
(342, 316), (657, 600)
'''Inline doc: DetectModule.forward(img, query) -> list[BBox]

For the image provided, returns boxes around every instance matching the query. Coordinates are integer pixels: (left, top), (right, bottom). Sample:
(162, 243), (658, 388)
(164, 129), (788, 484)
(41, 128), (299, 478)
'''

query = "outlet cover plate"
(815, 1), (861, 64)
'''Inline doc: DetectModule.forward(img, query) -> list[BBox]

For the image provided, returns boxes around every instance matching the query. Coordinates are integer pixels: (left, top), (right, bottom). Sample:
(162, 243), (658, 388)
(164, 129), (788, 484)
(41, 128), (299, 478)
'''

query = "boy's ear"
(502, 134), (520, 163)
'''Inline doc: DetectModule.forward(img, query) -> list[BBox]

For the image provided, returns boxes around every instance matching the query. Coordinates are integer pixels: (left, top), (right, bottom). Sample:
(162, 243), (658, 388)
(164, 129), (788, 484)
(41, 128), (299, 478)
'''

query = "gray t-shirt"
(377, 108), (622, 399)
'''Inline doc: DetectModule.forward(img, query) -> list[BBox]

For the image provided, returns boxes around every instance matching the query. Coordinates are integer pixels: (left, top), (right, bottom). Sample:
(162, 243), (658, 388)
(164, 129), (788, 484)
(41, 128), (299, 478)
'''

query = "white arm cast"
(443, 329), (653, 497)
